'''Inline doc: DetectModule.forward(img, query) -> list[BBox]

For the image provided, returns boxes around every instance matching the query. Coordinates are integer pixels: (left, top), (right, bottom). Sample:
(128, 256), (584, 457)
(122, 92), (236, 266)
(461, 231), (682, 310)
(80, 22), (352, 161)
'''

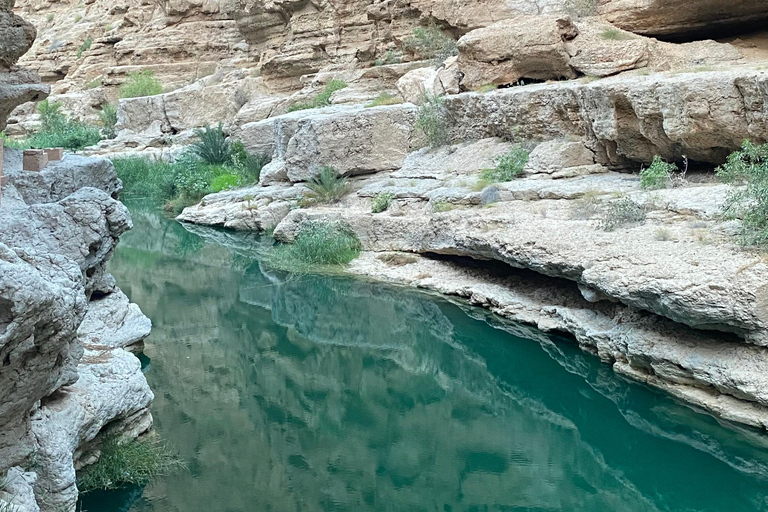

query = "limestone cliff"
(0, 8), (153, 511)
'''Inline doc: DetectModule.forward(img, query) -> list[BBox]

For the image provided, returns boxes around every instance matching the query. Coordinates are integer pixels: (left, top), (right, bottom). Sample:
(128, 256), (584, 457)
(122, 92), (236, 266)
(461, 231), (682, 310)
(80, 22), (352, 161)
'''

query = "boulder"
(457, 15), (579, 90)
(599, 0), (768, 38)
(0, 2), (48, 132)
(525, 139), (594, 174)
(396, 59), (461, 103)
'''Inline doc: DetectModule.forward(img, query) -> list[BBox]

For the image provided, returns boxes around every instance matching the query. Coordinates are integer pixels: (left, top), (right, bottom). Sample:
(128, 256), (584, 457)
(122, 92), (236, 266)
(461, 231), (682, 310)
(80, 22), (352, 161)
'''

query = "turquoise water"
(85, 201), (768, 511)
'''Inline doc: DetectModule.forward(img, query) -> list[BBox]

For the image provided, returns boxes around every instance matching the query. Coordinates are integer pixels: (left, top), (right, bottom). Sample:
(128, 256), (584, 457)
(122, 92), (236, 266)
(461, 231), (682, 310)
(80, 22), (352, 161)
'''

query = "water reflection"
(86, 201), (768, 512)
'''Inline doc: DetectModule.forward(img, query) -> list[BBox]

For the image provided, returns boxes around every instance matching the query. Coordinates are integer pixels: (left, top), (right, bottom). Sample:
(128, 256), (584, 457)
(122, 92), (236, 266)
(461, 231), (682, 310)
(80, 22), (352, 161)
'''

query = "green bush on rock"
(598, 197), (647, 232)
(112, 126), (270, 213)
(24, 100), (102, 150)
(287, 80), (348, 112)
(416, 93), (450, 149)
(371, 192), (394, 213)
(120, 70), (164, 99)
(717, 140), (768, 248)
(77, 436), (182, 493)
(640, 156), (676, 190)
(403, 23), (458, 64)
(265, 222), (362, 271)
(482, 145), (530, 182)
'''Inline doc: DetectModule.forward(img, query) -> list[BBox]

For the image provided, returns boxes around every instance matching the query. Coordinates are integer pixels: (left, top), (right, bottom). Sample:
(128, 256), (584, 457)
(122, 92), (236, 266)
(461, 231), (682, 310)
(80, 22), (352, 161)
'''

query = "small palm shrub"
(77, 436), (182, 493)
(304, 166), (349, 204)
(191, 123), (230, 165)
(120, 70), (164, 99)
(416, 93), (450, 148)
(371, 192), (394, 213)
(403, 23), (458, 64)
(717, 140), (768, 248)
(98, 103), (118, 139)
(266, 221), (362, 271)
(640, 156), (676, 190)
(482, 145), (530, 182)
(598, 197), (647, 231)
(287, 80), (348, 112)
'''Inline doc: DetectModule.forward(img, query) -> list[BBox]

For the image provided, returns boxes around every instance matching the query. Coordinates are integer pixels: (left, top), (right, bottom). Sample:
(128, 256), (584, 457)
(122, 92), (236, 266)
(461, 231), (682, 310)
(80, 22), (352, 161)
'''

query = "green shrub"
(98, 103), (118, 139)
(77, 35), (93, 59)
(86, 77), (102, 89)
(27, 100), (101, 150)
(211, 172), (242, 192)
(482, 145), (530, 182)
(598, 197), (647, 231)
(266, 222), (362, 271)
(716, 140), (768, 248)
(120, 70), (164, 99)
(366, 92), (403, 108)
(432, 200), (453, 212)
(416, 93), (450, 148)
(191, 123), (230, 165)
(371, 192), (394, 213)
(304, 166), (349, 204)
(374, 50), (402, 66)
(77, 436), (182, 493)
(640, 156), (676, 190)
(403, 23), (458, 64)
(113, 157), (178, 199)
(229, 141), (269, 183)
(287, 80), (348, 112)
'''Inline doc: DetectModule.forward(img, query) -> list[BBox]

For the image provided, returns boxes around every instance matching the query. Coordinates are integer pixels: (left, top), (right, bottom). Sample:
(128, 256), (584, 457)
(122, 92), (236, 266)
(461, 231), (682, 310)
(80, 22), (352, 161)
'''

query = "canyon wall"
(0, 6), (153, 511)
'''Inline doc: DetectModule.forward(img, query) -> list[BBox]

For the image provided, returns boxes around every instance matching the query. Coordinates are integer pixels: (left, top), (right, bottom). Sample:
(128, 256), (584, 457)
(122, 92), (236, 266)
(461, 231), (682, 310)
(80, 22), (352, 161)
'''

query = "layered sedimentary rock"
(598, 0), (768, 38)
(0, 150), (153, 512)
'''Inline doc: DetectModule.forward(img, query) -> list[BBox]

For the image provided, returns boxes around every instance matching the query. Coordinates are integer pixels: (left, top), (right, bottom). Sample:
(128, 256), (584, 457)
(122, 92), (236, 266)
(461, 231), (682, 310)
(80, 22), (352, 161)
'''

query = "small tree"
(717, 140), (768, 248)
(416, 93), (450, 148)
(640, 156), (677, 190)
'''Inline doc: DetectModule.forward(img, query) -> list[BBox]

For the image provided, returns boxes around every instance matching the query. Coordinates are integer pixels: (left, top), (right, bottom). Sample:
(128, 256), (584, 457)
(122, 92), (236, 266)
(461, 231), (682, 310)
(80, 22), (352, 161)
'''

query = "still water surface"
(83, 201), (768, 511)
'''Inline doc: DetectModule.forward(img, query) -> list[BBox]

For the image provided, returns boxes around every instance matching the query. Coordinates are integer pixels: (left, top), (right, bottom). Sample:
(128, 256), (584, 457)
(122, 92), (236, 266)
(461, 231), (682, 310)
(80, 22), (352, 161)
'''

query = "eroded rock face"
(457, 15), (579, 89)
(0, 152), (153, 511)
(599, 0), (768, 38)
(0, 0), (47, 132)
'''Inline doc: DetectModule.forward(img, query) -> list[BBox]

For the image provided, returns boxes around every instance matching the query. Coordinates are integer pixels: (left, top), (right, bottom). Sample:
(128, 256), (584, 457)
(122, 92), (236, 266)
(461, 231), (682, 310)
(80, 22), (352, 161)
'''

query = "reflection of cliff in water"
(104, 204), (768, 512)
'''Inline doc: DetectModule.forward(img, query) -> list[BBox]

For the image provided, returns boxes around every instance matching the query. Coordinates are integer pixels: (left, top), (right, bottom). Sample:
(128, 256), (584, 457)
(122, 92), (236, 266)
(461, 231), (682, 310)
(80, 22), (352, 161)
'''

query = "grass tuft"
(120, 70), (164, 99)
(98, 103), (118, 139)
(601, 28), (634, 41)
(77, 436), (183, 493)
(287, 80), (347, 112)
(265, 222), (362, 271)
(598, 197), (647, 231)
(371, 192), (394, 213)
(366, 92), (403, 108)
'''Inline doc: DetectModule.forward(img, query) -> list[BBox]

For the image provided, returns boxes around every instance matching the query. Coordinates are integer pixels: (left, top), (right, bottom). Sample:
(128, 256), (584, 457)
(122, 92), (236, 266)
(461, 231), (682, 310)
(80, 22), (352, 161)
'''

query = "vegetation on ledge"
(286, 80), (348, 112)
(717, 140), (768, 248)
(113, 124), (269, 214)
(2, 100), (102, 150)
(77, 436), (183, 493)
(265, 222), (362, 272)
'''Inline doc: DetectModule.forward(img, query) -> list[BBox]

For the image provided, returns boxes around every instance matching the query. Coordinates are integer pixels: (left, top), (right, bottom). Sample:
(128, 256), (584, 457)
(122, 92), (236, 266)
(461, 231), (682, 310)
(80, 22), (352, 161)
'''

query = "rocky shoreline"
(0, 148), (153, 512)
(175, 84), (768, 432)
